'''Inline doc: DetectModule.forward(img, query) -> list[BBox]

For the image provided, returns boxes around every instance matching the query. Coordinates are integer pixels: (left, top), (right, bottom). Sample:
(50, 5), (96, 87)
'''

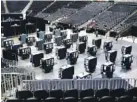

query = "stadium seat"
(110, 88), (126, 97)
(133, 97), (137, 102)
(126, 88), (137, 97)
(95, 89), (109, 98)
(46, 97), (60, 102)
(6, 99), (22, 102)
(64, 89), (78, 100)
(24, 99), (42, 102)
(34, 90), (49, 99)
(81, 97), (98, 102)
(80, 89), (94, 99)
(118, 95), (133, 102)
(50, 89), (63, 99)
(16, 90), (33, 100)
(99, 96), (115, 102)
(63, 97), (77, 102)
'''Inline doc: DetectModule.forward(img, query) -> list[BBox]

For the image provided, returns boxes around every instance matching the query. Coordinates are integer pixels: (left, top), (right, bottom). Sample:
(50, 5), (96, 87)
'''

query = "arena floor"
(4, 29), (137, 80)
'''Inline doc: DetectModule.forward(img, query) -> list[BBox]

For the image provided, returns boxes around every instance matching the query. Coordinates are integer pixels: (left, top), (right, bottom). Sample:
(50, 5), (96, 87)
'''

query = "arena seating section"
(37, 1), (74, 20)
(60, 2), (114, 26)
(1, 66), (35, 95)
(43, 1), (72, 14)
(113, 12), (137, 34)
(1, 1), (137, 101)
(34, 1), (91, 22)
(28, 1), (53, 16)
(6, 1), (29, 13)
(66, 1), (91, 9)
(2, 1), (137, 34)
(125, 12), (137, 24)
(94, 2), (137, 31)
(44, 7), (77, 22)
(7, 87), (137, 102)
(1, 1), (5, 13)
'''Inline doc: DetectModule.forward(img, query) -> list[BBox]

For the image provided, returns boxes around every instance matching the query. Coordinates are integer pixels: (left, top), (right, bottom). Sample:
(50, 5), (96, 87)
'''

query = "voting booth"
(54, 29), (61, 36)
(37, 31), (45, 40)
(12, 43), (23, 53)
(26, 36), (35, 46)
(2, 49), (18, 61)
(55, 36), (63, 46)
(66, 50), (79, 65)
(19, 34), (27, 44)
(56, 46), (67, 59)
(103, 41), (113, 51)
(61, 30), (67, 39)
(45, 33), (53, 42)
(70, 33), (78, 43)
(105, 50), (117, 63)
(84, 56), (97, 73)
(92, 38), (102, 49)
(43, 42), (53, 54)
(59, 65), (74, 79)
(18, 47), (31, 60)
(121, 54), (133, 70)
(77, 42), (86, 54)
(3, 39), (14, 49)
(63, 38), (72, 49)
(101, 62), (115, 78)
(36, 39), (45, 50)
(41, 57), (54, 73)
(121, 45), (132, 55)
(30, 52), (44, 67)
(79, 35), (88, 43)
(87, 45), (97, 56)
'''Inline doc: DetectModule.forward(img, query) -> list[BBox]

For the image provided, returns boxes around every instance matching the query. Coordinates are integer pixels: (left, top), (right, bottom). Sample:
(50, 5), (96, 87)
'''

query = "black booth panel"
(62, 67), (74, 79)
(2, 49), (18, 61)
(57, 48), (67, 59)
(109, 31), (117, 37)
(97, 29), (106, 35)
(92, 39), (102, 49)
(26, 16), (48, 31)
(86, 28), (95, 33)
(131, 26), (137, 37)
(88, 58), (97, 68)
(31, 53), (44, 67)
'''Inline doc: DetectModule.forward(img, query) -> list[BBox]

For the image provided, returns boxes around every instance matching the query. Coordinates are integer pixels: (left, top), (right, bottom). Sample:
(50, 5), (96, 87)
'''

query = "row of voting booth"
(1, 27), (134, 79)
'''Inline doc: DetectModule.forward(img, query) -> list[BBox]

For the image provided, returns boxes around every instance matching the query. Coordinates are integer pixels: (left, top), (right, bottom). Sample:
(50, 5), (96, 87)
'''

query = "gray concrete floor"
(3, 29), (137, 80)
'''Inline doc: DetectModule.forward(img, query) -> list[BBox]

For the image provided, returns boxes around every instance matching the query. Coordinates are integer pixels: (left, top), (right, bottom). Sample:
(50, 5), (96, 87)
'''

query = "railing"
(1, 67), (35, 97)
(1, 58), (17, 67)
(22, 78), (137, 91)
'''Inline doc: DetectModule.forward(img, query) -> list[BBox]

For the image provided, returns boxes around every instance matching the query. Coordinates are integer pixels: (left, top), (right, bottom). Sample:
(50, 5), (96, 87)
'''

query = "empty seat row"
(43, 1), (71, 14)
(94, 2), (137, 31)
(113, 12), (137, 33)
(6, 95), (137, 102)
(61, 2), (113, 27)
(28, 1), (53, 16)
(16, 88), (137, 100)
(6, 1), (29, 13)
